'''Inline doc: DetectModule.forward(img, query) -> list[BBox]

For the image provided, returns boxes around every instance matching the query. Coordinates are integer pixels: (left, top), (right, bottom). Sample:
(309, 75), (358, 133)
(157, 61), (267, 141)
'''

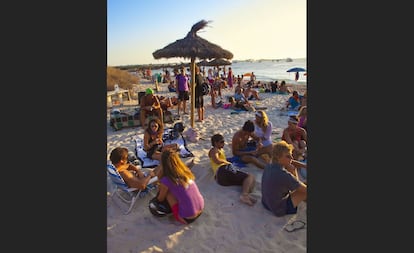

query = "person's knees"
(248, 173), (256, 181)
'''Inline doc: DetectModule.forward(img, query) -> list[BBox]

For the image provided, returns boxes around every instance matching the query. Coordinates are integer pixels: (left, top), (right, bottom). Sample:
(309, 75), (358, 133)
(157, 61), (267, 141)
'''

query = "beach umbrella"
(153, 20), (233, 127)
(197, 59), (210, 66)
(286, 67), (306, 82)
(286, 67), (306, 72)
(208, 58), (232, 77)
(208, 58), (231, 67)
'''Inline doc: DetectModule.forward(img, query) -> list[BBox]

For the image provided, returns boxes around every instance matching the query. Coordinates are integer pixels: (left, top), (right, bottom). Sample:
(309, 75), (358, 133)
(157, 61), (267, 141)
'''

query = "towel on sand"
(134, 128), (194, 168)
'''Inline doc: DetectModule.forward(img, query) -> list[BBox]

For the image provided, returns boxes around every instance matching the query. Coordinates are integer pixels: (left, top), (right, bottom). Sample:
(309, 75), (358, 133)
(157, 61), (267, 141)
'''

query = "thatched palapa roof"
(152, 20), (233, 61)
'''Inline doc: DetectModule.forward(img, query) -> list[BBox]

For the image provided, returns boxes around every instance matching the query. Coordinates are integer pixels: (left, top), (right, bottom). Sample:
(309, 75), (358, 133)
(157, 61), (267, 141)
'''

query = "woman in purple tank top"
(156, 149), (204, 224)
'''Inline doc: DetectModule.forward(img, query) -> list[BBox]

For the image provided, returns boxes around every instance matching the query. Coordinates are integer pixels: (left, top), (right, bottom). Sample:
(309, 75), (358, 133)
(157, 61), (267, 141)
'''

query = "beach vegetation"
(107, 67), (139, 91)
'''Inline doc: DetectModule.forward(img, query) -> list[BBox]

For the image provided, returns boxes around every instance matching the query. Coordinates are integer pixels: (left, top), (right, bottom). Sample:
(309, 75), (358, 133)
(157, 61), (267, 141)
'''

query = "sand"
(107, 79), (307, 253)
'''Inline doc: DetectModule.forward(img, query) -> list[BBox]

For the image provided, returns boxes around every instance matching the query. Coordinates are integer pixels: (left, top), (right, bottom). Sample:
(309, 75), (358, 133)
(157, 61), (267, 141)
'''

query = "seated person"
(300, 91), (307, 109)
(282, 116), (307, 160)
(109, 146), (160, 190)
(155, 149), (204, 225)
(285, 90), (301, 111)
(209, 134), (257, 206)
(168, 81), (176, 92)
(157, 95), (174, 111)
(297, 106), (307, 131)
(143, 118), (178, 161)
(243, 84), (261, 100)
(233, 86), (255, 111)
(262, 82), (271, 93)
(261, 140), (307, 217)
(270, 81), (278, 93)
(140, 88), (163, 128)
(278, 80), (290, 94)
(254, 110), (273, 162)
(232, 120), (267, 169)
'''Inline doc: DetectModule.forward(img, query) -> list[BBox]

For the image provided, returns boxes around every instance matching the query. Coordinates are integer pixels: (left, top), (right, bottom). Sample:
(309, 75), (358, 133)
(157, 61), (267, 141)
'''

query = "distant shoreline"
(110, 57), (307, 69)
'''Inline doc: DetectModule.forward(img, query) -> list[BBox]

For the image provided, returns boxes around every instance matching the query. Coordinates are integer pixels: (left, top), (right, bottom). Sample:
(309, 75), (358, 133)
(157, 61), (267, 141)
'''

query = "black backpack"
(173, 122), (185, 133)
(201, 82), (210, 96)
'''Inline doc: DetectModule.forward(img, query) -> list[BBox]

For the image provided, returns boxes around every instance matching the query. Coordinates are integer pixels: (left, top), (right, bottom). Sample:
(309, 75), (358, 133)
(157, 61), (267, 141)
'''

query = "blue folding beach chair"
(107, 163), (158, 215)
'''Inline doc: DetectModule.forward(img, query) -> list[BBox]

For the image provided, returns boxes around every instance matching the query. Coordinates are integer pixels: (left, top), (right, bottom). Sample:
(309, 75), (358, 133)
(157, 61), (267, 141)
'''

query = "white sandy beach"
(107, 81), (307, 253)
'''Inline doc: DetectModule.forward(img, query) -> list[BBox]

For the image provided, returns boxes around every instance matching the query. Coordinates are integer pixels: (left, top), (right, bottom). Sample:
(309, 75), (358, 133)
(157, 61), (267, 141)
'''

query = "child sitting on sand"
(208, 134), (257, 206)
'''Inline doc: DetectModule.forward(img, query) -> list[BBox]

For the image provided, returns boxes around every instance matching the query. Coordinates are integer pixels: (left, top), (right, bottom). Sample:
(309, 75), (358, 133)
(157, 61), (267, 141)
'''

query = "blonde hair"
(271, 141), (294, 163)
(297, 106), (307, 117)
(255, 110), (269, 132)
(161, 149), (195, 187)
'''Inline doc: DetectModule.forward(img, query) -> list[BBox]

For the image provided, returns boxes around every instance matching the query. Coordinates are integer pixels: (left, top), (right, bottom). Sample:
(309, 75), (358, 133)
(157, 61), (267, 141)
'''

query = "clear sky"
(107, 0), (306, 66)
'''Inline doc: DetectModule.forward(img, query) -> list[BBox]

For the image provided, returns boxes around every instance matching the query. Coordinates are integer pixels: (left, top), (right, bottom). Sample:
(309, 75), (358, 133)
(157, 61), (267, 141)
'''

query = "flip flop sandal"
(284, 220), (306, 232)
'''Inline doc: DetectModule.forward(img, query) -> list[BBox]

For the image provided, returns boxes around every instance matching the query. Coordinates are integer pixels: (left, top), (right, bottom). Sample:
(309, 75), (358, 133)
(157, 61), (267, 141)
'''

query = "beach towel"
(226, 142), (258, 168)
(134, 128), (194, 168)
(226, 156), (248, 168)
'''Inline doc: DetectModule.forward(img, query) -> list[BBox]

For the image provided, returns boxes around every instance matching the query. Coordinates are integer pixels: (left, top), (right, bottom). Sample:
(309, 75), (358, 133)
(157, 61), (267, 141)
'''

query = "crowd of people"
(108, 66), (308, 226)
(109, 115), (307, 223)
(136, 66), (308, 130)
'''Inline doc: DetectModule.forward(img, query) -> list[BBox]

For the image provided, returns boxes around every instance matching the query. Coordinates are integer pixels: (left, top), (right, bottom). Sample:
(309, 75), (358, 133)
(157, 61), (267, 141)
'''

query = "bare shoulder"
(208, 147), (216, 158)
(233, 130), (242, 139)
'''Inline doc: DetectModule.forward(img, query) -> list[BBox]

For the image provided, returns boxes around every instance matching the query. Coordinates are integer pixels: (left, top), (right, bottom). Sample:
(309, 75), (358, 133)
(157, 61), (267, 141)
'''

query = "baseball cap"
(145, 88), (154, 95)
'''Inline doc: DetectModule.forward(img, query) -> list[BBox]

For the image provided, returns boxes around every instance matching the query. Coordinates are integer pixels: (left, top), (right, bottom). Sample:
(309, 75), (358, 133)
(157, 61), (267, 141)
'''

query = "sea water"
(228, 58), (307, 83)
(151, 58), (307, 84)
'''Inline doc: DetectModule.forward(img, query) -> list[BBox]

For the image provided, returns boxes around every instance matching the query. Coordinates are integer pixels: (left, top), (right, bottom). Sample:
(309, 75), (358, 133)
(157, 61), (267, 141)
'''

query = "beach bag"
(184, 127), (199, 143)
(173, 122), (185, 133)
(127, 151), (141, 166)
(201, 82), (210, 96)
(149, 196), (172, 217)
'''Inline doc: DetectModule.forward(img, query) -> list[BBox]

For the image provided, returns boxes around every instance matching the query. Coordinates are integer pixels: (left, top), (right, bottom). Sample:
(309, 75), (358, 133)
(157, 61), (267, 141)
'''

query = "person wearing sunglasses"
(208, 134), (257, 206)
(281, 115), (307, 160)
(143, 118), (178, 162)
(261, 140), (307, 217)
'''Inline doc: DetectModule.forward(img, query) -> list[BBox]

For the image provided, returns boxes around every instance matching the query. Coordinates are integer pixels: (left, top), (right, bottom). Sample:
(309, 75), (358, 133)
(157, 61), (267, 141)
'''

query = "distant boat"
(286, 58), (293, 62)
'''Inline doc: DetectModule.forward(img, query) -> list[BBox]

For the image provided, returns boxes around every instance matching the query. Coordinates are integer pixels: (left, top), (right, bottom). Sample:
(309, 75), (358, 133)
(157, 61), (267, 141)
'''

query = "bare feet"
(249, 196), (257, 204)
(240, 194), (254, 206)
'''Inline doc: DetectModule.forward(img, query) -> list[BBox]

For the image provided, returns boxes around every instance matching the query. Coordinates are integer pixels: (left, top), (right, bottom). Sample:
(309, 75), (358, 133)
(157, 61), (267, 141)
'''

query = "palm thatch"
(152, 19), (233, 128)
(152, 20), (233, 60)
(197, 59), (210, 66)
(208, 58), (232, 66)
